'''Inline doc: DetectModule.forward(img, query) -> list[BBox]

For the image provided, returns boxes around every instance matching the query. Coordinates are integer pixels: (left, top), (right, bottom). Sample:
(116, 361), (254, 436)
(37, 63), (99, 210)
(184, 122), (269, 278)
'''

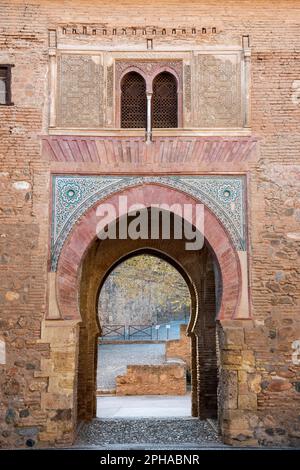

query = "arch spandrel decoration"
(51, 175), (246, 272)
(53, 183), (246, 322)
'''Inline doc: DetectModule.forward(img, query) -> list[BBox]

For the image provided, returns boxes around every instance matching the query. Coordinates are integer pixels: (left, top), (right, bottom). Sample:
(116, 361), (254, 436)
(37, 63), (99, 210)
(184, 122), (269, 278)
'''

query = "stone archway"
(55, 183), (243, 322)
(44, 182), (250, 445)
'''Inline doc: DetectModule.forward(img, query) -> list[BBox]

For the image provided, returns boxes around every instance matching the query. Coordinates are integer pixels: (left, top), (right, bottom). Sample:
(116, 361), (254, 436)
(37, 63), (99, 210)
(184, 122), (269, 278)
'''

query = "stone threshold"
(99, 339), (166, 345)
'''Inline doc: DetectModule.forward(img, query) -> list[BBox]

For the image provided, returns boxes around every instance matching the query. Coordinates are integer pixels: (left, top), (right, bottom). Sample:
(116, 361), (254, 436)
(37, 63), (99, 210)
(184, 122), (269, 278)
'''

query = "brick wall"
(166, 324), (191, 369)
(116, 362), (186, 396)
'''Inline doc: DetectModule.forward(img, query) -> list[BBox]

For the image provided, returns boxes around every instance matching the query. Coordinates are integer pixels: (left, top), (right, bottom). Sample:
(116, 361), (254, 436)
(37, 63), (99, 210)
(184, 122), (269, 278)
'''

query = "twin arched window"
(121, 71), (178, 129)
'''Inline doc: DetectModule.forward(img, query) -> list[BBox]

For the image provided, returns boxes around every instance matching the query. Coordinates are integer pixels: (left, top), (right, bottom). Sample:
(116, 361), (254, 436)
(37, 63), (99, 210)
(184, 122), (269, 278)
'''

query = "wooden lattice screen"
(152, 72), (178, 128)
(121, 72), (147, 128)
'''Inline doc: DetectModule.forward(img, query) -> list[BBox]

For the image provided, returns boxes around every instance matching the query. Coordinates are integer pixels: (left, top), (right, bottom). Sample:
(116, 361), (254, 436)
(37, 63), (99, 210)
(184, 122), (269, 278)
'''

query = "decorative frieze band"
(58, 25), (221, 38)
(43, 135), (257, 164)
(51, 175), (246, 271)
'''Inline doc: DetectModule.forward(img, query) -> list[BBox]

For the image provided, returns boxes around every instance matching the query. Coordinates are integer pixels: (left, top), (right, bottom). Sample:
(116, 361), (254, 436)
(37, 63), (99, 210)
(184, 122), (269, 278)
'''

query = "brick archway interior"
(77, 218), (219, 422)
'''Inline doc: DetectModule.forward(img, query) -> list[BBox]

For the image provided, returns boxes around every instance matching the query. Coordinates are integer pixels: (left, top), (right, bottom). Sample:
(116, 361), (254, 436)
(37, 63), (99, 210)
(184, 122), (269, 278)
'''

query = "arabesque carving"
(194, 54), (242, 127)
(57, 54), (104, 127)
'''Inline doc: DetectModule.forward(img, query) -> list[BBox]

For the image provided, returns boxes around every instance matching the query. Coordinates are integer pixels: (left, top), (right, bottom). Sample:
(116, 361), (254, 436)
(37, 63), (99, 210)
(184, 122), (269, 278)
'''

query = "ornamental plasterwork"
(57, 54), (104, 127)
(115, 60), (183, 86)
(51, 175), (246, 271)
(193, 53), (242, 127)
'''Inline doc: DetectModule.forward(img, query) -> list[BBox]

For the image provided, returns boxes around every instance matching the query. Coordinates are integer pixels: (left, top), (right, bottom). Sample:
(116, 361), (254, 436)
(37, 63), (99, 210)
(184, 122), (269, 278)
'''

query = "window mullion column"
(146, 92), (152, 144)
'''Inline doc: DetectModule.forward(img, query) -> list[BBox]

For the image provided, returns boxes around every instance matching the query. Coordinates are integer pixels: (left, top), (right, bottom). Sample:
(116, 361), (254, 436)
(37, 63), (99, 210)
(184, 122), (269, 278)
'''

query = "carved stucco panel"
(193, 53), (242, 128)
(115, 60), (183, 88)
(106, 63), (114, 126)
(184, 64), (192, 126)
(57, 54), (104, 127)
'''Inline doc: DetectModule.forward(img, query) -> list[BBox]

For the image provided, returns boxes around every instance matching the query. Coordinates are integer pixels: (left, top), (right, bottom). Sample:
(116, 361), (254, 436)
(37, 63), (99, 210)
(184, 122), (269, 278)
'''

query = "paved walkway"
(97, 394), (191, 418)
(97, 343), (166, 390)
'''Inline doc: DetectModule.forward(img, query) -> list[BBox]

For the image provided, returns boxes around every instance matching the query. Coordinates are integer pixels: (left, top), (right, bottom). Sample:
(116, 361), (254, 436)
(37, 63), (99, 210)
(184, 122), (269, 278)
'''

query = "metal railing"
(100, 318), (188, 342)
(101, 324), (126, 340)
(128, 324), (152, 340)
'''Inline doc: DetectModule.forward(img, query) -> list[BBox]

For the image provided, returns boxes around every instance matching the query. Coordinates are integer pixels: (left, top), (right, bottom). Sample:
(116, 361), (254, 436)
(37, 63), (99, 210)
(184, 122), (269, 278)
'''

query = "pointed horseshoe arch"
(54, 183), (245, 322)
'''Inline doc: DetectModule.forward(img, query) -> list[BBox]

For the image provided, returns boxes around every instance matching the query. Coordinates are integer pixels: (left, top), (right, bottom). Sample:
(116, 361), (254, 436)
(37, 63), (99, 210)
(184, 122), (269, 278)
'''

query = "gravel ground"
(76, 418), (223, 448)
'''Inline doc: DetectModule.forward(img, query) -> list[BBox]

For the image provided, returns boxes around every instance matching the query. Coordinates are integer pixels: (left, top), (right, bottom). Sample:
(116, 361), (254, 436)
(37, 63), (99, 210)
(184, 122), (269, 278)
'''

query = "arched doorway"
(121, 71), (147, 128)
(152, 72), (178, 128)
(53, 183), (244, 443)
(77, 207), (219, 423)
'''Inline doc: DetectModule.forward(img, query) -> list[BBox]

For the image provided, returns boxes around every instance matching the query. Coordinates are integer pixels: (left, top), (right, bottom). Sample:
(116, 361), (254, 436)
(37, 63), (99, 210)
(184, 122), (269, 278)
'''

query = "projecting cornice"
(42, 135), (258, 172)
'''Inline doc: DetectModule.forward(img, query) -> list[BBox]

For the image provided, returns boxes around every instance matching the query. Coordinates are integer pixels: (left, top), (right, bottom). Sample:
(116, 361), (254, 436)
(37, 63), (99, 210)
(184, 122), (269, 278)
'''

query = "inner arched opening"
(97, 252), (192, 417)
(77, 207), (220, 427)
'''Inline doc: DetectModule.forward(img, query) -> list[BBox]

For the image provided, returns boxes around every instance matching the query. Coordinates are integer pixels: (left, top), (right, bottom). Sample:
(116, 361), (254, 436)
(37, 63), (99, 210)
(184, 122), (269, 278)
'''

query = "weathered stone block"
(52, 352), (76, 373)
(222, 351), (243, 366)
(238, 393), (257, 410)
(218, 326), (245, 350)
(29, 381), (48, 392)
(238, 370), (248, 384)
(41, 393), (74, 410)
(218, 369), (238, 410)
(242, 350), (255, 366)
(248, 374), (262, 394)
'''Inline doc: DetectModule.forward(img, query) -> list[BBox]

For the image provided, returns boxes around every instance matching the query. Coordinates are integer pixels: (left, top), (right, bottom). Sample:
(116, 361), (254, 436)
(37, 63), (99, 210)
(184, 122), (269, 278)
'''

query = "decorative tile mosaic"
(51, 175), (246, 271)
